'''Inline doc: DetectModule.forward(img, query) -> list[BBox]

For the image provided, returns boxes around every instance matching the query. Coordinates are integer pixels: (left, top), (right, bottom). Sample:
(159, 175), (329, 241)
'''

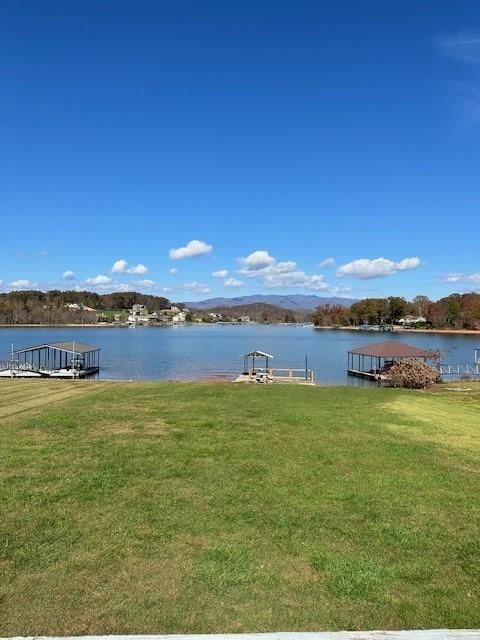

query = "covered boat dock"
(347, 340), (433, 381)
(0, 341), (101, 378)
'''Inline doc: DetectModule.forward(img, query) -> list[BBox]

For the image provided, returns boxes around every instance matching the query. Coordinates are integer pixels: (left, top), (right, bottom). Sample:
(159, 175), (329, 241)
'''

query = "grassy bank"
(1, 380), (480, 634)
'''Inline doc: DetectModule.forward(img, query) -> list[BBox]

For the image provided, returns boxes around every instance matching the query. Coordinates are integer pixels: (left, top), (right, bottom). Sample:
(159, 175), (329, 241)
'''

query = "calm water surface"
(1, 325), (479, 384)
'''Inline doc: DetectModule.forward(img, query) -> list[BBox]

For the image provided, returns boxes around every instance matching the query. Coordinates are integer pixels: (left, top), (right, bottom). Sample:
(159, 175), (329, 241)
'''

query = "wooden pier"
(235, 350), (315, 385)
(235, 367), (315, 385)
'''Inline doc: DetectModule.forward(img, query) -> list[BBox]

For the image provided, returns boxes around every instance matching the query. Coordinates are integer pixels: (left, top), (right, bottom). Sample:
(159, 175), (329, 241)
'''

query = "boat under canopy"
(0, 341), (101, 378)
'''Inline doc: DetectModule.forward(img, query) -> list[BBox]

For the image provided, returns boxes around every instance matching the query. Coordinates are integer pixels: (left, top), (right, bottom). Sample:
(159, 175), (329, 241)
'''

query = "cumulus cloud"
(212, 269), (229, 278)
(137, 279), (155, 288)
(224, 277), (244, 288)
(9, 279), (37, 289)
(318, 257), (335, 268)
(238, 250), (329, 291)
(180, 282), (211, 294)
(85, 274), (112, 286)
(128, 263), (148, 275)
(111, 259), (128, 273)
(336, 257), (420, 279)
(169, 240), (213, 260)
(169, 268), (179, 275)
(111, 259), (148, 274)
(62, 270), (75, 281)
(239, 250), (275, 270)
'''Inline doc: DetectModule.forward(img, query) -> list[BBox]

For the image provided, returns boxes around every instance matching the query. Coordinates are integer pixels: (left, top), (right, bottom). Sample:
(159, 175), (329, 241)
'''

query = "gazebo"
(242, 350), (274, 376)
(347, 340), (433, 379)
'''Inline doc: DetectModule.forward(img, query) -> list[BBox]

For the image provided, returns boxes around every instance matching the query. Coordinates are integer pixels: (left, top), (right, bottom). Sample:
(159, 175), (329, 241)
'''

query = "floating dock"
(0, 341), (101, 379)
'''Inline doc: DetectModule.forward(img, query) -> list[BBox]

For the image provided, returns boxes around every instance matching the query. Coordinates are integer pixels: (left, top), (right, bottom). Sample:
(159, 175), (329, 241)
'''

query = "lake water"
(1, 325), (479, 384)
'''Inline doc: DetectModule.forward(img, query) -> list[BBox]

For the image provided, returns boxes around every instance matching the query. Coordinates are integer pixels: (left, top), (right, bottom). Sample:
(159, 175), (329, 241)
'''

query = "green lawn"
(1, 380), (480, 634)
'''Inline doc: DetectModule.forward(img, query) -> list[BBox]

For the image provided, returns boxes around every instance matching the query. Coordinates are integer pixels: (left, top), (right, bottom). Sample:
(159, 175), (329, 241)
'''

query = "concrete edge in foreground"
(4, 630), (480, 640)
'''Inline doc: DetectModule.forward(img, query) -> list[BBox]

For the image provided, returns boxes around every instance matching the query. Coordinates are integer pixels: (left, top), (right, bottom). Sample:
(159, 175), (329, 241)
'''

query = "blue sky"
(1, 0), (479, 302)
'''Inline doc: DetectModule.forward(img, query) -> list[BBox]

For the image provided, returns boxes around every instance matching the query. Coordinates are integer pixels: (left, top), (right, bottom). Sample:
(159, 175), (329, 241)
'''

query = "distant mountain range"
(185, 294), (357, 312)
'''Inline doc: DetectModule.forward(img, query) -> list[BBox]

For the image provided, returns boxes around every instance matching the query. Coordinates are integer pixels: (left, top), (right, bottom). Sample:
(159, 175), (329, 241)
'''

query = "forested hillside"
(0, 291), (171, 324)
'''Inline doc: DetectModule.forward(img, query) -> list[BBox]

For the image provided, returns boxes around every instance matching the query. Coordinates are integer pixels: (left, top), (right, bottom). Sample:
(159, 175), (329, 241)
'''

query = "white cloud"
(111, 259), (128, 273)
(444, 273), (463, 283)
(328, 285), (352, 295)
(9, 279), (37, 289)
(62, 270), (75, 281)
(137, 279), (155, 288)
(318, 257), (335, 268)
(238, 250), (330, 291)
(169, 268), (179, 275)
(336, 257), (421, 279)
(169, 240), (213, 260)
(263, 271), (329, 290)
(98, 283), (133, 293)
(85, 274), (112, 286)
(212, 269), (229, 278)
(180, 281), (211, 294)
(444, 272), (480, 284)
(111, 259), (148, 274)
(239, 250), (275, 271)
(128, 263), (148, 275)
(224, 277), (244, 288)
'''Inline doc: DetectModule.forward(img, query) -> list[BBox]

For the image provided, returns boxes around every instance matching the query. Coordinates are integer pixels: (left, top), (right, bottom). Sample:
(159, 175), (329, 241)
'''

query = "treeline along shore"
(1, 289), (480, 331)
(313, 293), (480, 331)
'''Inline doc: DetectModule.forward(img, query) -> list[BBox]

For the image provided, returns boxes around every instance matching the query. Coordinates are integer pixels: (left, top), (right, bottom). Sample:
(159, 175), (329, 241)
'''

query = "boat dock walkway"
(235, 367), (315, 385)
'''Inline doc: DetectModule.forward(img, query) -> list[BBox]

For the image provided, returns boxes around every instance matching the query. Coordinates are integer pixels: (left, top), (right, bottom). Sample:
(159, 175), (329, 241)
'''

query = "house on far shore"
(398, 315), (427, 326)
(238, 315), (251, 323)
(128, 303), (187, 325)
(128, 304), (158, 326)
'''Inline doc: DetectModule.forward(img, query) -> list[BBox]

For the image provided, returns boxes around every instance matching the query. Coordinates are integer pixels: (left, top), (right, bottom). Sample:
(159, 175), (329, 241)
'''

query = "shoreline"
(314, 325), (480, 336)
(0, 323), (479, 335)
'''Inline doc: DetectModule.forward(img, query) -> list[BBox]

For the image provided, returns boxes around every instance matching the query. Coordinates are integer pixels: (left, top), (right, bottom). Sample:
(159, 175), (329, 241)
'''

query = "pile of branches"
(388, 359), (440, 389)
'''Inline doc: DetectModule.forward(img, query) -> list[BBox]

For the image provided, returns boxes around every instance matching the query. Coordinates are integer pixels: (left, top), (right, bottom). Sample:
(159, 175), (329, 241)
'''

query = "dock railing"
(248, 367), (315, 383)
(439, 363), (480, 376)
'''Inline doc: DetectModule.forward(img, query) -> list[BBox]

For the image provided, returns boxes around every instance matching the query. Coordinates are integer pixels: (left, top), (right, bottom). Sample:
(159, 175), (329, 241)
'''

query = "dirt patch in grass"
(94, 417), (168, 436)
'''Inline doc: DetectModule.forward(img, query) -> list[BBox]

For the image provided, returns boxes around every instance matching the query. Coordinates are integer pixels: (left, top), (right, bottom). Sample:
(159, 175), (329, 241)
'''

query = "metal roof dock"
(0, 341), (100, 379)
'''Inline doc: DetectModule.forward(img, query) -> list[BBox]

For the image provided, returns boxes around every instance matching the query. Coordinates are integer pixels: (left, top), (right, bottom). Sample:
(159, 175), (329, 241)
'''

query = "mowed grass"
(1, 379), (480, 634)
